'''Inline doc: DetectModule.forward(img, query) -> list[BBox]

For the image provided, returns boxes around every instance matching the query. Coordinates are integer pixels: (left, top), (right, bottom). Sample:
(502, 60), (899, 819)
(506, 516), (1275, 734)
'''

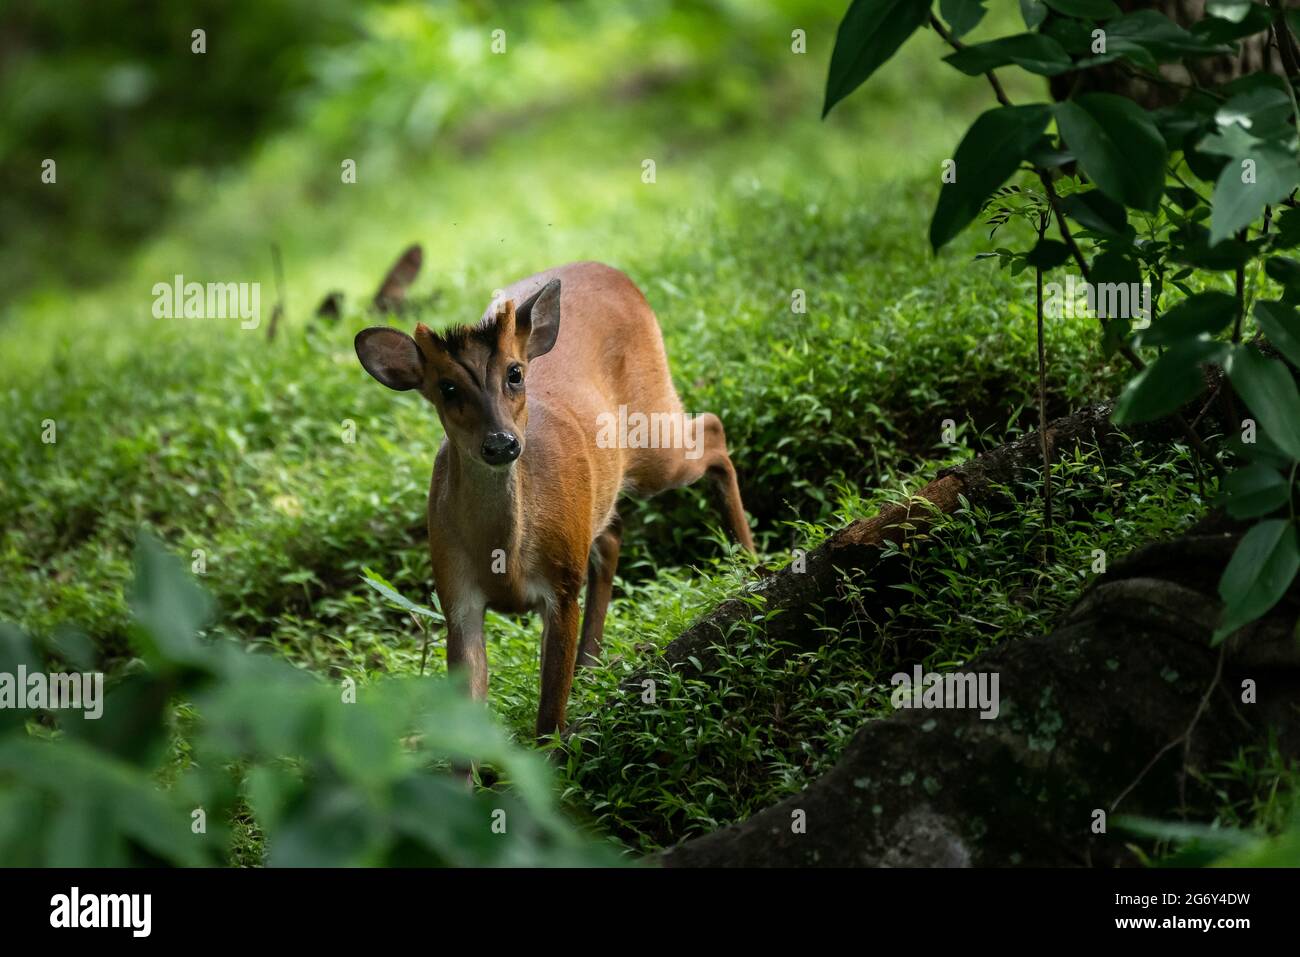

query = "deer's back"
(491, 261), (678, 413)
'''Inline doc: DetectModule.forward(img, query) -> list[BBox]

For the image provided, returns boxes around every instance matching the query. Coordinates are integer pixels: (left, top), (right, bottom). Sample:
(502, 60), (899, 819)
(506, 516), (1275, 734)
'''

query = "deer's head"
(355, 279), (561, 468)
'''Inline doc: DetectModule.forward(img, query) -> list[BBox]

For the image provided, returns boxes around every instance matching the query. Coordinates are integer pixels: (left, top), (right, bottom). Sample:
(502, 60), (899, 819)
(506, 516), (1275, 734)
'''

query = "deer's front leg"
(536, 596), (581, 742)
(444, 599), (488, 702)
(440, 594), (488, 787)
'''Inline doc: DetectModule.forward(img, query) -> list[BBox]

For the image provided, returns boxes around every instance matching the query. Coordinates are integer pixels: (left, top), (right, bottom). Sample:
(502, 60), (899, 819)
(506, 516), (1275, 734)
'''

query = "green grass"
(0, 178), (1125, 651)
(1, 1), (1284, 864)
(559, 444), (1214, 851)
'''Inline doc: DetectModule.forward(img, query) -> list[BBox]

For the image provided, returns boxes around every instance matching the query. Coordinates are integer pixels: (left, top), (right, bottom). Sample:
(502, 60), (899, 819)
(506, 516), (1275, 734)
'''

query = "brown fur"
(356, 261), (754, 740)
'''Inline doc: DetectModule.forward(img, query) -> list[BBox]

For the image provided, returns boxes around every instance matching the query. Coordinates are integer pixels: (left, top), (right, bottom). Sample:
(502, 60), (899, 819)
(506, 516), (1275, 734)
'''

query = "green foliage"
(6, 0), (1294, 866)
(931, 105), (1053, 249)
(2, 0), (848, 302)
(1225, 342), (1300, 459)
(1119, 774), (1300, 867)
(2, 0), (1111, 863)
(566, 444), (1209, 851)
(1138, 291), (1237, 346)
(1054, 94), (1167, 211)
(0, 534), (615, 866)
(1113, 339), (1227, 422)
(1044, 0), (1120, 18)
(939, 0), (988, 39)
(1222, 463), (1292, 518)
(827, 0), (1300, 692)
(945, 33), (1073, 76)
(0, 0), (359, 297)
(822, 0), (932, 116)
(1213, 518), (1300, 643)
(362, 567), (442, 622)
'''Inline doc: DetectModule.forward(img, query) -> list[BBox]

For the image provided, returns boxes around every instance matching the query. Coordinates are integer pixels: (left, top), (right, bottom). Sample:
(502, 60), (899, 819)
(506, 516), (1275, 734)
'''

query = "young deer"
(355, 261), (754, 740)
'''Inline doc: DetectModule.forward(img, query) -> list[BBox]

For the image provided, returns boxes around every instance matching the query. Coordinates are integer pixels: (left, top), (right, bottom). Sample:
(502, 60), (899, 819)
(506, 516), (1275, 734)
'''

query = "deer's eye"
(506, 364), (524, 387)
(438, 380), (457, 400)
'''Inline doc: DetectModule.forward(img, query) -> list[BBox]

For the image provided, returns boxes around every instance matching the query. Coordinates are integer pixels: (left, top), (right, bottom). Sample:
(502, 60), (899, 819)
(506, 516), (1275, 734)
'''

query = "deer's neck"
(446, 443), (527, 565)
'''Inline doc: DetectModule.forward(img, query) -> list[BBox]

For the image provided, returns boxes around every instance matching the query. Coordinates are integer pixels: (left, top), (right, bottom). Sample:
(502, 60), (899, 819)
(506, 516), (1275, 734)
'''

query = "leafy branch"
(824, 0), (1300, 648)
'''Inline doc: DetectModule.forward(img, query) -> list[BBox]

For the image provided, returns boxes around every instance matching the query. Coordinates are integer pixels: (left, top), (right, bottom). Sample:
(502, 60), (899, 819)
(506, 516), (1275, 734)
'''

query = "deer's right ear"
(355, 327), (425, 391)
(516, 278), (562, 359)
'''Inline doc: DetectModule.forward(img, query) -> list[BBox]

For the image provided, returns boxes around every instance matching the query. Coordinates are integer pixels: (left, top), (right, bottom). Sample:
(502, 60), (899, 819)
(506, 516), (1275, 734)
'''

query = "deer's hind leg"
(662, 412), (755, 552)
(578, 512), (622, 668)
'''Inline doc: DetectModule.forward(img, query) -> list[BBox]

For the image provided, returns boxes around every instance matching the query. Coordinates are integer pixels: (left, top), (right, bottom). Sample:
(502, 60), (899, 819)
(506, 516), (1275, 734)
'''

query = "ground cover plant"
(2, 0), (1298, 869)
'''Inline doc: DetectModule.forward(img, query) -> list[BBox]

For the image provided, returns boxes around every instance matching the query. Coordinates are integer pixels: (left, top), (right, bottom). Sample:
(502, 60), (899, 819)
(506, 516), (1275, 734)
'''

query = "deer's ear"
(515, 278), (561, 360)
(355, 327), (425, 391)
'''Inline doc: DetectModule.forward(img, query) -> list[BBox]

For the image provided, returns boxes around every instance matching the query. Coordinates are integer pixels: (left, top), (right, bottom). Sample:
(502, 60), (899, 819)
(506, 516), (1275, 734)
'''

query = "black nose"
(481, 431), (521, 465)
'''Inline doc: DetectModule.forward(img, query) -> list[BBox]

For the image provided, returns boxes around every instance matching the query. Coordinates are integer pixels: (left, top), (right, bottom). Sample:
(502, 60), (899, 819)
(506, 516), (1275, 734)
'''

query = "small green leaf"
(1228, 421), (1296, 469)
(1224, 343), (1300, 460)
(1223, 464), (1292, 518)
(944, 34), (1073, 76)
(1210, 144), (1300, 244)
(1265, 257), (1300, 295)
(130, 531), (215, 669)
(1173, 225), (1253, 270)
(940, 0), (987, 38)
(1059, 189), (1131, 238)
(1153, 94), (1220, 151)
(1165, 186), (1204, 210)
(1273, 207), (1300, 249)
(0, 625), (41, 734)
(1090, 248), (1141, 287)
(1055, 94), (1167, 211)
(361, 568), (442, 620)
(1213, 519), (1300, 644)
(1198, 122), (1265, 160)
(1026, 238), (1071, 270)
(1112, 339), (1227, 424)
(930, 104), (1054, 250)
(823, 0), (932, 117)
(1206, 0), (1255, 23)
(1137, 291), (1238, 347)
(1103, 10), (1235, 60)
(1254, 299), (1300, 368)
(1027, 136), (1074, 168)
(1196, 4), (1273, 42)
(1020, 0), (1048, 29)
(1215, 86), (1294, 142)
(1101, 316), (1133, 357)
(1115, 814), (1257, 851)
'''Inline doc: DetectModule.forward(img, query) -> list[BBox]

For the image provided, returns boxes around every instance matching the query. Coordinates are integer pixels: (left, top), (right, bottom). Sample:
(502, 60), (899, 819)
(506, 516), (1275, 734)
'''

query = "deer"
(355, 261), (755, 742)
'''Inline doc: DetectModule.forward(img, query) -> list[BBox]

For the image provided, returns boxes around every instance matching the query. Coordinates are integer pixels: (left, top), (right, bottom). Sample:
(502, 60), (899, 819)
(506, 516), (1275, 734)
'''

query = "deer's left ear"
(355, 327), (425, 391)
(514, 278), (561, 360)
